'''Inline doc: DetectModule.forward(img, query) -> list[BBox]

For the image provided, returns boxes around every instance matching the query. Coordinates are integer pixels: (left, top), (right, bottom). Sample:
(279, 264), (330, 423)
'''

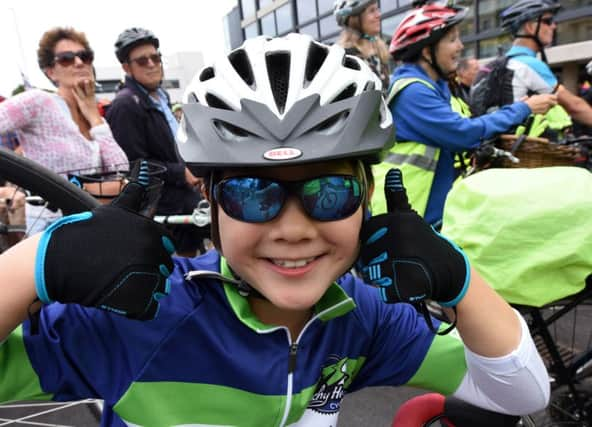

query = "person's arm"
(358, 168), (549, 413)
(0, 90), (45, 134)
(556, 84), (592, 127)
(451, 269), (519, 355)
(392, 83), (532, 151)
(0, 234), (40, 341)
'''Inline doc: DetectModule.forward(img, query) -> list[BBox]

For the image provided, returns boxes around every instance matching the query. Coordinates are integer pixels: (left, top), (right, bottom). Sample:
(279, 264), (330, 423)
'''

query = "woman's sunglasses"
(53, 49), (94, 67)
(128, 53), (162, 67)
(214, 175), (364, 223)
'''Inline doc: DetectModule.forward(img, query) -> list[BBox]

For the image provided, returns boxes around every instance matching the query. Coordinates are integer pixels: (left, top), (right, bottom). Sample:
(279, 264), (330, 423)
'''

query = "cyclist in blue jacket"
(0, 34), (549, 426)
(377, 3), (557, 228)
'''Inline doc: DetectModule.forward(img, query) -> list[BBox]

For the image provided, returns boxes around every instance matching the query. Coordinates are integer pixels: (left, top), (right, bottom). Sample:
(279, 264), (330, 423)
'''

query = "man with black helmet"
(106, 27), (204, 256)
(500, 0), (592, 127)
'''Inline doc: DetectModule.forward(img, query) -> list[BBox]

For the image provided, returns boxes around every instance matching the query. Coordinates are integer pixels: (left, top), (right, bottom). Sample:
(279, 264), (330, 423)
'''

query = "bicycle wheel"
(0, 148), (99, 253)
(516, 278), (592, 426)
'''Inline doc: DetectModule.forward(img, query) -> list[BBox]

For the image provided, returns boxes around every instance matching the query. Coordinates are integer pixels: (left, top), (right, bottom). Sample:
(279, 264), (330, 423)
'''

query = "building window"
(381, 12), (406, 40)
(261, 12), (277, 36)
(478, 0), (514, 32)
(320, 14), (340, 37)
(458, 4), (475, 36)
(318, 0), (334, 15)
(276, 3), (294, 35)
(380, 0), (398, 14)
(479, 34), (512, 59)
(162, 79), (180, 90)
(461, 42), (477, 60)
(296, 0), (317, 24)
(241, 0), (257, 19)
(299, 22), (319, 39)
(244, 22), (258, 39)
(556, 16), (592, 45)
(259, 0), (273, 8)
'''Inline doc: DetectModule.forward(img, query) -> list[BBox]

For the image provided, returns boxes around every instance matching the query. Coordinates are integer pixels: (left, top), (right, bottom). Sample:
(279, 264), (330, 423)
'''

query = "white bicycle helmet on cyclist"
(178, 33), (393, 176)
(177, 33), (393, 251)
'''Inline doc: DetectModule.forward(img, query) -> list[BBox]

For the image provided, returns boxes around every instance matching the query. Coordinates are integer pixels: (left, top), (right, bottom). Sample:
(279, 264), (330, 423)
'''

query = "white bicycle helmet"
(586, 60), (592, 77)
(333, 0), (376, 27)
(178, 33), (393, 176)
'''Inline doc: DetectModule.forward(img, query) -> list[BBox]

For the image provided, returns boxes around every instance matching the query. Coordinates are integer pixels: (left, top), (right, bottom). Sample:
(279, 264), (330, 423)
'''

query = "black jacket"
(106, 76), (199, 215)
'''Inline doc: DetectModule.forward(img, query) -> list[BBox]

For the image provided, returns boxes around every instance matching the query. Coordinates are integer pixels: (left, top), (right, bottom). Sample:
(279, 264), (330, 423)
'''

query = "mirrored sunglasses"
(53, 49), (94, 67)
(214, 175), (364, 223)
(128, 53), (162, 67)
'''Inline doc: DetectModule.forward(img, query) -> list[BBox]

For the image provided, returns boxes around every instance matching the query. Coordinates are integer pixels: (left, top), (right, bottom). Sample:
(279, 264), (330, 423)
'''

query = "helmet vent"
(266, 52), (291, 114)
(205, 93), (232, 111)
(187, 93), (200, 104)
(313, 111), (350, 135)
(229, 49), (255, 87)
(199, 67), (215, 82)
(342, 56), (361, 71)
(305, 42), (329, 83)
(213, 120), (252, 139)
(331, 83), (357, 103)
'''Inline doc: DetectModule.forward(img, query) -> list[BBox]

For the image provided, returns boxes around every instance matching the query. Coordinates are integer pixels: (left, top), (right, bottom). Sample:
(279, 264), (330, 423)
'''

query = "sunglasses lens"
(55, 50), (93, 66)
(217, 177), (284, 223)
(79, 50), (94, 64)
(131, 54), (161, 67)
(216, 175), (363, 223)
(301, 176), (363, 221)
(55, 52), (75, 66)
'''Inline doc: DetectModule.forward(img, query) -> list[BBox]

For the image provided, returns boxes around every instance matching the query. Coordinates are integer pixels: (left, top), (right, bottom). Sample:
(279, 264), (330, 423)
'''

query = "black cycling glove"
(359, 168), (470, 308)
(34, 162), (176, 320)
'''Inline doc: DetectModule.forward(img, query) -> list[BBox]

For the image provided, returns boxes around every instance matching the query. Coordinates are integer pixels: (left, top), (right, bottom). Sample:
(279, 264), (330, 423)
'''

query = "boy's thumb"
(384, 168), (412, 213)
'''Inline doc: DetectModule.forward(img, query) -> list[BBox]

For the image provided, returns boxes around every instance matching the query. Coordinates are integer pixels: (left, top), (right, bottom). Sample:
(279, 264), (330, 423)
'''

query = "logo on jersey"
(308, 356), (355, 415)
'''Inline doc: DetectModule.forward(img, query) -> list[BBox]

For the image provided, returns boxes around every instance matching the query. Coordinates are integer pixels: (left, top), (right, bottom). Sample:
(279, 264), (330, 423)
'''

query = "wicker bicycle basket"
(495, 134), (582, 168)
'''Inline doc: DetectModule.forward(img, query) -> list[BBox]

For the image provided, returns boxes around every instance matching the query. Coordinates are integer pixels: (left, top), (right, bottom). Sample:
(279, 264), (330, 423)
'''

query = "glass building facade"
(226, 0), (592, 82)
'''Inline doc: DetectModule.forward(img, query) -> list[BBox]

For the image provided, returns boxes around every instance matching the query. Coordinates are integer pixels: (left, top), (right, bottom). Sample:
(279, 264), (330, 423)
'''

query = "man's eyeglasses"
(214, 175), (364, 223)
(53, 50), (94, 67)
(128, 53), (162, 67)
(540, 16), (555, 26)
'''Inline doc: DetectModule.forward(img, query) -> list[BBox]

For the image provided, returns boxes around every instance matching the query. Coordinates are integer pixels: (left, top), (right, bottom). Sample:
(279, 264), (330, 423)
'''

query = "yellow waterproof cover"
(442, 167), (592, 307)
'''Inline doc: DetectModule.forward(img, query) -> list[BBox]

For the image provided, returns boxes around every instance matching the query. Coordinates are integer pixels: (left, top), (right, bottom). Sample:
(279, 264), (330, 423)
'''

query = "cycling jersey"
(505, 45), (557, 100)
(1, 250), (546, 426)
(386, 63), (531, 225)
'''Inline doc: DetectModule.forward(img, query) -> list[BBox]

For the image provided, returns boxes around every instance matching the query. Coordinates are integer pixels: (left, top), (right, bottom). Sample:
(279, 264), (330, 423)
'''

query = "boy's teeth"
(273, 258), (314, 268)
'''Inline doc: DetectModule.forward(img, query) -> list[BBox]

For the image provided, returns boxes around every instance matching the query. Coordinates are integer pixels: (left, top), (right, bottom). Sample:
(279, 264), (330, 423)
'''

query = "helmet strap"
(513, 17), (549, 63)
(422, 44), (448, 80)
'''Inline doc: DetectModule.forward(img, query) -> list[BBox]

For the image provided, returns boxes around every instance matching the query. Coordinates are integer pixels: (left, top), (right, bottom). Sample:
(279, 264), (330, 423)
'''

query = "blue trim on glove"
(34, 212), (93, 304)
(437, 232), (471, 307)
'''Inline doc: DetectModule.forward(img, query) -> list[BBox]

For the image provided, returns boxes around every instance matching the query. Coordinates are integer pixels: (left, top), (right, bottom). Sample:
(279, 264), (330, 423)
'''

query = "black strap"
(416, 301), (457, 335)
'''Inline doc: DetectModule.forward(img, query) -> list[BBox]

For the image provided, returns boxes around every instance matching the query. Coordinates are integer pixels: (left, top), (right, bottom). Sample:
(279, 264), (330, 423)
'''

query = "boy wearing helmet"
(500, 0), (592, 128)
(0, 34), (549, 426)
(376, 3), (557, 227)
(106, 27), (204, 257)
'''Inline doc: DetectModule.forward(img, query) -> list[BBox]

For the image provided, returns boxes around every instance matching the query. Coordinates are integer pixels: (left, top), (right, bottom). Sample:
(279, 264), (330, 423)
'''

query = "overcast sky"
(0, 0), (238, 96)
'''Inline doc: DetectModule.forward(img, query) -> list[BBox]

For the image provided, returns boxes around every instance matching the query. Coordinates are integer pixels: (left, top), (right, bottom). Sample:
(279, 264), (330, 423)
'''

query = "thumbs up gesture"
(35, 161), (176, 320)
(358, 168), (470, 307)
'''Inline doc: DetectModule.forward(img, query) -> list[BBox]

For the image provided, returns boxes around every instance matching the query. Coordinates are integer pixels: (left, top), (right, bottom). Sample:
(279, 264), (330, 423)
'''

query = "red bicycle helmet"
(389, 4), (467, 61)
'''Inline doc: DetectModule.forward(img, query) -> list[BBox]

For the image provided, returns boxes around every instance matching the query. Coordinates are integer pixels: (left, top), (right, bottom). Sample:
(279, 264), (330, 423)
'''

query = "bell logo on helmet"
(263, 147), (302, 160)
